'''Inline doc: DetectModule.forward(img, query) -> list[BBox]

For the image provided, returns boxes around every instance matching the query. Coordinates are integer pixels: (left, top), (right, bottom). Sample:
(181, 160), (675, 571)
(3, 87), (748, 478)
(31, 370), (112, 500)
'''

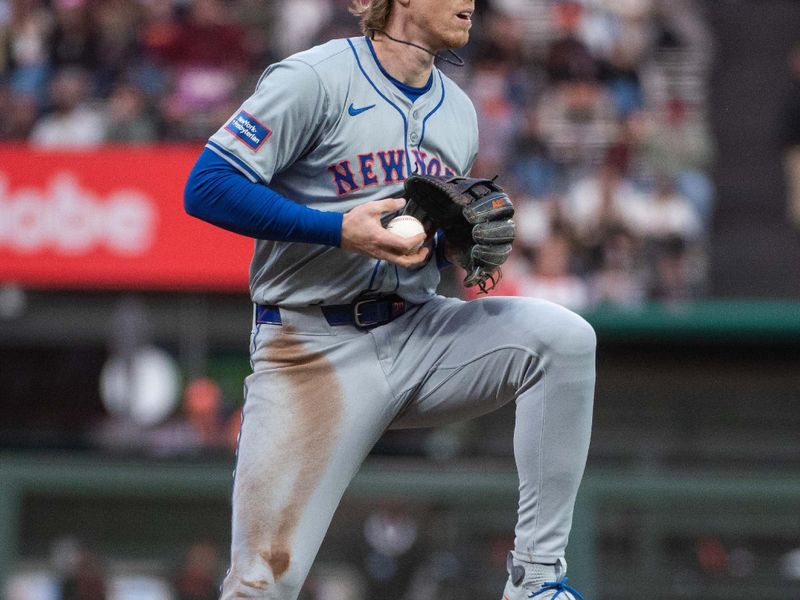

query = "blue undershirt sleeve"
(434, 229), (452, 270)
(184, 148), (343, 247)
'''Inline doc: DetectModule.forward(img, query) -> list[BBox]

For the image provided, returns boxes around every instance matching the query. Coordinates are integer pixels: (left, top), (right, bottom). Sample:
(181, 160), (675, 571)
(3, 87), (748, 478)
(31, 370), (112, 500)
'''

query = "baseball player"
(184, 1), (595, 598)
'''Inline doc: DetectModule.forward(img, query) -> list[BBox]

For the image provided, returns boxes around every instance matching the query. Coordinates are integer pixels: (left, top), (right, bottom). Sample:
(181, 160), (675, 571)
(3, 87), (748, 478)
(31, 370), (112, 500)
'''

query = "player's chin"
(443, 30), (470, 49)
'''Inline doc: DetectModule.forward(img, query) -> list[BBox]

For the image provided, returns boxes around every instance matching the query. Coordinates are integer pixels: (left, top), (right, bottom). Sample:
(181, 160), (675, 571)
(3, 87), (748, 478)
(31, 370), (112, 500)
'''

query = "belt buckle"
(352, 291), (399, 330)
(352, 295), (382, 330)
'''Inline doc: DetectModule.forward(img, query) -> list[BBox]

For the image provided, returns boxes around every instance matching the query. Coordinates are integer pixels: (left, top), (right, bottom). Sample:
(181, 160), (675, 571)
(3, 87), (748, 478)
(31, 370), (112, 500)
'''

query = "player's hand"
(341, 198), (430, 268)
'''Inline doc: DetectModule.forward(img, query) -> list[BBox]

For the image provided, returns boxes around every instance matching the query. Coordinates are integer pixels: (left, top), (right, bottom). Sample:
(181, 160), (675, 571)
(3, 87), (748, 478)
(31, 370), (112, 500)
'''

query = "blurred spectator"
(514, 231), (590, 311)
(640, 97), (715, 224)
(562, 144), (643, 245)
(137, 0), (182, 68)
(535, 78), (618, 171)
(362, 505), (419, 598)
(55, 542), (107, 600)
(649, 234), (704, 303)
(104, 81), (157, 143)
(511, 103), (561, 199)
(782, 547), (800, 580)
(29, 67), (106, 147)
(173, 540), (222, 600)
(481, 8), (528, 75)
(468, 41), (523, 177)
(147, 376), (234, 455)
(401, 551), (461, 600)
(589, 225), (648, 308)
(589, 224), (648, 308)
(152, 0), (250, 68)
(603, 0), (652, 62)
(232, 0), (277, 61)
(695, 535), (728, 576)
(780, 44), (800, 228)
(653, 0), (715, 57)
(545, 3), (596, 84)
(4, 0), (53, 99)
(154, 0), (253, 140)
(600, 44), (645, 118)
(182, 376), (231, 448)
(626, 177), (703, 241)
(48, 0), (100, 72)
(275, 0), (333, 58)
(93, 0), (145, 96)
(513, 196), (557, 252)
(93, 371), (238, 456)
(0, 84), (39, 139)
(486, 0), (552, 58)
(134, 0), (181, 98)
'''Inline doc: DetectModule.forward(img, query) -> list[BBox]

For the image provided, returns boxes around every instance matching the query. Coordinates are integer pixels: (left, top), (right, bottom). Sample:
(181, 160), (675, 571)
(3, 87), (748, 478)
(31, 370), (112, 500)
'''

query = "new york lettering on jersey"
(327, 149), (456, 196)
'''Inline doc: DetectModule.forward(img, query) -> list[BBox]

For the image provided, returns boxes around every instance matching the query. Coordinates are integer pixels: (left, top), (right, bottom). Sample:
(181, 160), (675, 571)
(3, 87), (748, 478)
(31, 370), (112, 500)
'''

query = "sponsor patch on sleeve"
(224, 110), (272, 151)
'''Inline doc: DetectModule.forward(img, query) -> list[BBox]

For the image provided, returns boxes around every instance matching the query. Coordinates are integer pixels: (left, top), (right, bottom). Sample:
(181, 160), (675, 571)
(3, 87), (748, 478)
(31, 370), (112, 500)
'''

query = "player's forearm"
(184, 148), (343, 246)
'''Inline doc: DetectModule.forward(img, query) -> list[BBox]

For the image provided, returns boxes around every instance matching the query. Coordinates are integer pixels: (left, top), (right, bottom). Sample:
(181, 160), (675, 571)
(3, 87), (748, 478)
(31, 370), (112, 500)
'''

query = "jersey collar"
(353, 36), (440, 108)
(364, 36), (433, 101)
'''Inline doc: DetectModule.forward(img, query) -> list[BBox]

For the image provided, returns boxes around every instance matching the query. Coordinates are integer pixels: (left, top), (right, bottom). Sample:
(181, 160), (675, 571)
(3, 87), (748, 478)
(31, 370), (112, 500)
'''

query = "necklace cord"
(368, 28), (465, 67)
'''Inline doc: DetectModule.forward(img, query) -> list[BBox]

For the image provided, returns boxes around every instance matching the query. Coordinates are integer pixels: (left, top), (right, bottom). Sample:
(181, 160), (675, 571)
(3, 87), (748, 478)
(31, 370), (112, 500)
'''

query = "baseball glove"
(403, 174), (515, 293)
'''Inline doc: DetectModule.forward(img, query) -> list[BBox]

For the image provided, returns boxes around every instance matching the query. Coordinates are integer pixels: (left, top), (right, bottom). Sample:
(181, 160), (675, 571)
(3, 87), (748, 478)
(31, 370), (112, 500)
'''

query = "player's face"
(408, 0), (474, 50)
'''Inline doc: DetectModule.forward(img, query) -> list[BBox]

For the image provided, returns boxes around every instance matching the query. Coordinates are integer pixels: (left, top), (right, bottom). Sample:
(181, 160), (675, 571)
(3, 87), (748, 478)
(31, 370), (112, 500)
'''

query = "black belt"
(256, 294), (413, 330)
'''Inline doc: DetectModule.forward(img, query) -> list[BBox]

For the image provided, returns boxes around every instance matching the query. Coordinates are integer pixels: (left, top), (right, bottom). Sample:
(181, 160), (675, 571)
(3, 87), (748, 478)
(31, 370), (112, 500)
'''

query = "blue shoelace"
(529, 577), (585, 600)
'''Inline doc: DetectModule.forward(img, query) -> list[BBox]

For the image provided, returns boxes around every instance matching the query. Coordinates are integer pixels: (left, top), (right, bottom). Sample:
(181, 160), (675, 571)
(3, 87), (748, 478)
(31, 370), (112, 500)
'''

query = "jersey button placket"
(409, 107), (421, 146)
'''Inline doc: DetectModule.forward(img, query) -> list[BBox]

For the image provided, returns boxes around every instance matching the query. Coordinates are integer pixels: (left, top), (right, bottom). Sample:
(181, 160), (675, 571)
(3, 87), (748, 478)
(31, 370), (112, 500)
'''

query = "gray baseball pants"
(220, 295), (596, 599)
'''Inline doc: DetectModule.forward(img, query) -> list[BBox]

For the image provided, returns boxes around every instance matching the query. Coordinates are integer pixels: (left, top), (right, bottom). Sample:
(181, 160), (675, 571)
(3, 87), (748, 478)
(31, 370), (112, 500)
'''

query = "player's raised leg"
(379, 296), (595, 599)
(220, 318), (396, 600)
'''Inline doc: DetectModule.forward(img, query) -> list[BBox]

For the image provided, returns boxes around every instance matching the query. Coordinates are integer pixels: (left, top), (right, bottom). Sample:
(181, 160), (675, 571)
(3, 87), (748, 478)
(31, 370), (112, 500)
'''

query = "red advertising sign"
(0, 145), (252, 291)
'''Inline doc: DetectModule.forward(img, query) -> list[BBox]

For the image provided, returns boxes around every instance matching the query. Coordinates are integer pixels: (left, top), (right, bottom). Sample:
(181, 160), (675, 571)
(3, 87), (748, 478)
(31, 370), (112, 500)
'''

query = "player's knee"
(554, 310), (597, 358)
(515, 299), (596, 358)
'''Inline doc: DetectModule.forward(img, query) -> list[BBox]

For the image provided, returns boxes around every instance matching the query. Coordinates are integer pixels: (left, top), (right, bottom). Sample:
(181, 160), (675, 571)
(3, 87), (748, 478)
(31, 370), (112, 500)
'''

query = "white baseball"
(386, 215), (425, 251)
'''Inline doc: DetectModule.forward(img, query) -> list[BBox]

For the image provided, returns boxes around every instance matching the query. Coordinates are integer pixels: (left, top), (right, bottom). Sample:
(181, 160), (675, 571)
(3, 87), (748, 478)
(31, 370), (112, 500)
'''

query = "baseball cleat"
(501, 553), (585, 600)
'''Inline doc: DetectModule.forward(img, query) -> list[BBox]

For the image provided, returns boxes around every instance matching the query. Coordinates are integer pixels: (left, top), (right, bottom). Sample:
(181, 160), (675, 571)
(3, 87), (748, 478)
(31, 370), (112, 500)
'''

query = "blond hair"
(349, 0), (392, 35)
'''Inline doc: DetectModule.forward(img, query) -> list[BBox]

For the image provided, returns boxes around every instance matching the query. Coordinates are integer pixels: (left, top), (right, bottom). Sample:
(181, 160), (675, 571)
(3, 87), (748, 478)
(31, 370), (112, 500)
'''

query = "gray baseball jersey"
(207, 36), (478, 306)
(207, 35), (594, 600)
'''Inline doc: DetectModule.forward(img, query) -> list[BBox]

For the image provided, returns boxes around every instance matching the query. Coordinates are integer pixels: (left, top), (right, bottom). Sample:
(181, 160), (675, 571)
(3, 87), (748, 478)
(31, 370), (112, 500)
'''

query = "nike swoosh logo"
(348, 103), (376, 116)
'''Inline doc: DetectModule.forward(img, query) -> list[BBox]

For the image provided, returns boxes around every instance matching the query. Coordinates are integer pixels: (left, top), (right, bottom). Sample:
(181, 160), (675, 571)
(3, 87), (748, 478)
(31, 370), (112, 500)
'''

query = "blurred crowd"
(9, 517), (800, 600)
(459, 0), (715, 308)
(7, 537), (225, 600)
(0, 0), (716, 306)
